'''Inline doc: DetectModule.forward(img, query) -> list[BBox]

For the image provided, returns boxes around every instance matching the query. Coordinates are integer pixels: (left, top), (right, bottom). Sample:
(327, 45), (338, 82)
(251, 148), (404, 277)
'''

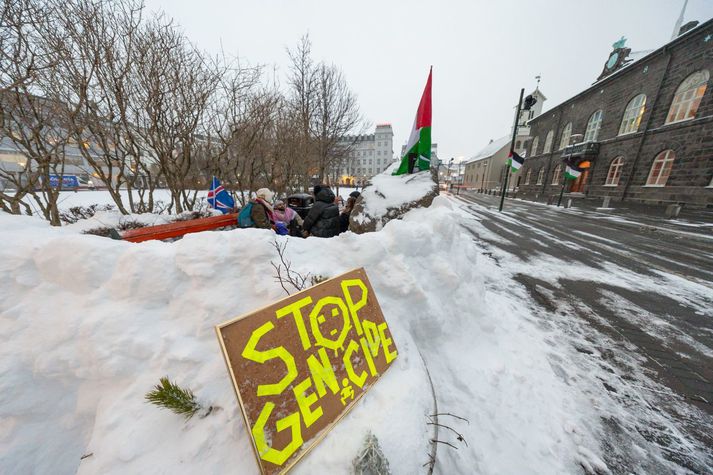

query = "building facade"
(464, 87), (547, 191)
(335, 124), (394, 186)
(518, 20), (713, 208)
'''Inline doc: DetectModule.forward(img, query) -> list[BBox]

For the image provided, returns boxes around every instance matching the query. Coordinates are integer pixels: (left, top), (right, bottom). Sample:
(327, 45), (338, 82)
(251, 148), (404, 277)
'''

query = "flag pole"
(499, 88), (525, 212)
(557, 167), (567, 207)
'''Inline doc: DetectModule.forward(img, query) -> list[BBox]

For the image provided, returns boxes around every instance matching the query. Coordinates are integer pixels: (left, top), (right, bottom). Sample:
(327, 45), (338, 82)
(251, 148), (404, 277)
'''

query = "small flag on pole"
(565, 165), (582, 180)
(508, 151), (524, 172)
(207, 176), (235, 214)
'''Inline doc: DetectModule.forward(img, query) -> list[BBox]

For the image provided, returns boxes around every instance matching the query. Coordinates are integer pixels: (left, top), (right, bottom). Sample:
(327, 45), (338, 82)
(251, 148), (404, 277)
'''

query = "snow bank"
(350, 166), (439, 233)
(0, 197), (603, 474)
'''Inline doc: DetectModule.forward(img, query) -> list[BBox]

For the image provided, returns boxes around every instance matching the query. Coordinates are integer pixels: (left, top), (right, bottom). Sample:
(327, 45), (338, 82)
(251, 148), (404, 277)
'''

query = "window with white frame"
(558, 122), (572, 150)
(536, 168), (545, 185)
(619, 94), (647, 135)
(552, 164), (562, 185)
(666, 70), (709, 124)
(584, 110), (603, 142)
(525, 169), (531, 185)
(531, 136), (539, 156)
(605, 156), (624, 186)
(646, 150), (675, 186)
(543, 130), (554, 153)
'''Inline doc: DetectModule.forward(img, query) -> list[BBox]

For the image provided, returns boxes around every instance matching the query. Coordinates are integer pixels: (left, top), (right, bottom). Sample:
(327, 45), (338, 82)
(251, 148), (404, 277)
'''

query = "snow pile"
(350, 166), (439, 233)
(0, 197), (605, 474)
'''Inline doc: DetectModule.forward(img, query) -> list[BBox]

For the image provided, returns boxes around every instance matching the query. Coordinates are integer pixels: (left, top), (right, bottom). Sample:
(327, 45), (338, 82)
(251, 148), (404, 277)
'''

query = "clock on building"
(597, 36), (631, 81)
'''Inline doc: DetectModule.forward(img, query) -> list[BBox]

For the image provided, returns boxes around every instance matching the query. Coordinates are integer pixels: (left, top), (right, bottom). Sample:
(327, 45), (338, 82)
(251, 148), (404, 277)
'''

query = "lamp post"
(447, 157), (454, 191)
(499, 89), (537, 212)
(456, 160), (464, 195)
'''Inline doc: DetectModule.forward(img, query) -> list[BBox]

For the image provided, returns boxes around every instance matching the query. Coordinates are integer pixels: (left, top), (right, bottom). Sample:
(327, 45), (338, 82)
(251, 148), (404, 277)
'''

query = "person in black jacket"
(303, 185), (340, 238)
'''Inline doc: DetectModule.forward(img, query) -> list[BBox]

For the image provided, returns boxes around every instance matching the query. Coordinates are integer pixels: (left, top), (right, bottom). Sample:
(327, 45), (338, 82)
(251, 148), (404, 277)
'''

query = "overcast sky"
(143, 0), (712, 161)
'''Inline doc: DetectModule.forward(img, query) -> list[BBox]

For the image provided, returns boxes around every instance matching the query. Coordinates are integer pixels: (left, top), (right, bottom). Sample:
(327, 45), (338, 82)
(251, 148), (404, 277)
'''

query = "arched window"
(558, 122), (572, 150)
(619, 94), (646, 135)
(666, 70), (709, 124)
(536, 168), (545, 185)
(543, 130), (554, 153)
(525, 168), (532, 185)
(552, 164), (562, 185)
(646, 150), (675, 186)
(584, 110), (603, 142)
(605, 157), (624, 186)
(531, 136), (539, 156)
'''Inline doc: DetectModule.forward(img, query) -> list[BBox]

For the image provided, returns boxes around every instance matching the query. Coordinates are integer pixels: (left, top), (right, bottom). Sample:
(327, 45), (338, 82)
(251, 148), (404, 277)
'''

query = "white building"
(336, 123), (394, 186)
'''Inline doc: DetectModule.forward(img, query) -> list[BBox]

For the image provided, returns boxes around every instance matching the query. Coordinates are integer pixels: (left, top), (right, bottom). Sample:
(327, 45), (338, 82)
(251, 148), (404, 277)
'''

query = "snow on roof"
(465, 135), (511, 164)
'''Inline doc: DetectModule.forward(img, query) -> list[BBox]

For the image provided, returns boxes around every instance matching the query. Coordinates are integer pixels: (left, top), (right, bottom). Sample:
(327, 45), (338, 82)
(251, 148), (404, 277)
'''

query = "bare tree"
(286, 35), (318, 188)
(132, 15), (222, 213)
(313, 62), (364, 184)
(286, 35), (365, 186)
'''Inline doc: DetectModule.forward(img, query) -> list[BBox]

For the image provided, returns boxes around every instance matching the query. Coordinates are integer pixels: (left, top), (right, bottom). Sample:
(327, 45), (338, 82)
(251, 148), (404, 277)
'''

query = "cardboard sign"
(216, 268), (398, 475)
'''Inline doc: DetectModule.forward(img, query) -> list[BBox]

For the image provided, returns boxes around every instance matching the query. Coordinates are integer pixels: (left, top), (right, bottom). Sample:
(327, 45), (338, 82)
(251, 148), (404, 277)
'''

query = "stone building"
(518, 20), (713, 209)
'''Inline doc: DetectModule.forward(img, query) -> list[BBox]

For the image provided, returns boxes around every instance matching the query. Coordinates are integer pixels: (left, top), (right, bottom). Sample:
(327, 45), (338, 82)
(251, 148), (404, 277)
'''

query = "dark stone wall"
(518, 21), (713, 208)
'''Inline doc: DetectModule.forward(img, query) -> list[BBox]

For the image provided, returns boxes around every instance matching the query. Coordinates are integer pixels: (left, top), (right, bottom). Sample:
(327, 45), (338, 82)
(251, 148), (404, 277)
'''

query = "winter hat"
(349, 191), (361, 198)
(256, 188), (274, 201)
(274, 199), (285, 208)
(313, 185), (322, 195)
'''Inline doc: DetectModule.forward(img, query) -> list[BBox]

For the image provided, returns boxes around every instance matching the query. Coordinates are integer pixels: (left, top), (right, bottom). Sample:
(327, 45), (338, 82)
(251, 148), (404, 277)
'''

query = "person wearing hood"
(303, 184), (340, 238)
(250, 188), (274, 229)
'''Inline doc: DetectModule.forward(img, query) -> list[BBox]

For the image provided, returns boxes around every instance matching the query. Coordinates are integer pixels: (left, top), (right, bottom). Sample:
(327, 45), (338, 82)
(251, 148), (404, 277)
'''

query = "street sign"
(48, 174), (79, 189)
(216, 268), (398, 475)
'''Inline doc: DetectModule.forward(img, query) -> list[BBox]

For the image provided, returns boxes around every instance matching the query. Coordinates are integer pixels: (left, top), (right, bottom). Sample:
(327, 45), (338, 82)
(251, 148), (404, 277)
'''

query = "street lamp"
(447, 157), (454, 190)
(499, 90), (538, 212)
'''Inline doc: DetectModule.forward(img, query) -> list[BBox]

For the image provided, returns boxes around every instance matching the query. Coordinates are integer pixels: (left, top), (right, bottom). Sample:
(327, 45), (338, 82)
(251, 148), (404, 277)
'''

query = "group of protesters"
(244, 184), (360, 238)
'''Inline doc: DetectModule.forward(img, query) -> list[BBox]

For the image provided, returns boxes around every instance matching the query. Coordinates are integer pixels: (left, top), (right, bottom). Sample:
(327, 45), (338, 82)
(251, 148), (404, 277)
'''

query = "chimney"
(678, 20), (699, 36)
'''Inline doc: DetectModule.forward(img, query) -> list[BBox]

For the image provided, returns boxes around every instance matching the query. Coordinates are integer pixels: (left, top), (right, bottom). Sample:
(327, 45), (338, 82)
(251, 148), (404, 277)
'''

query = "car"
(286, 193), (314, 219)
(78, 178), (96, 190)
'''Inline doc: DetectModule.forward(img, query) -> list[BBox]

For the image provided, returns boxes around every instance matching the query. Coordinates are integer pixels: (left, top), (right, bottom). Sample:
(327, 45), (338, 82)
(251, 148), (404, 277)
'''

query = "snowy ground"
(48, 187), (362, 212)
(455, 192), (713, 473)
(4, 190), (710, 474)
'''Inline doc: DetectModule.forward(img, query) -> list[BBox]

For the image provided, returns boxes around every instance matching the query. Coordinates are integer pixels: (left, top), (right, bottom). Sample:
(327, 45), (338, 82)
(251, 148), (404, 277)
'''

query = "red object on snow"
(120, 213), (238, 243)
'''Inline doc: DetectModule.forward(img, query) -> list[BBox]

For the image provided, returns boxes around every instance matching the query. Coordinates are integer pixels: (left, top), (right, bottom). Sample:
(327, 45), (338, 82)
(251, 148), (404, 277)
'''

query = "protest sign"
(216, 268), (398, 475)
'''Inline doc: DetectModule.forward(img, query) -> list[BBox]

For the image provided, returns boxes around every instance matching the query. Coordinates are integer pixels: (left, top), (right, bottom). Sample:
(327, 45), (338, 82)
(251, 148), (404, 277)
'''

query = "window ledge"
(603, 184), (619, 187)
(663, 117), (694, 126)
(617, 131), (638, 137)
(642, 184), (666, 188)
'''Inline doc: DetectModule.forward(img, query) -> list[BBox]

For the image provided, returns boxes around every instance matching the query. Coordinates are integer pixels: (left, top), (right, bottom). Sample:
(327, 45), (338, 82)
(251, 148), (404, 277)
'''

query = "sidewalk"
(458, 190), (713, 240)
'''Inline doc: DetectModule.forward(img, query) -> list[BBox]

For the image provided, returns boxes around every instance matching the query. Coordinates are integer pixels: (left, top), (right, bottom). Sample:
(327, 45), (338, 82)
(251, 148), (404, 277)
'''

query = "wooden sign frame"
(215, 267), (398, 475)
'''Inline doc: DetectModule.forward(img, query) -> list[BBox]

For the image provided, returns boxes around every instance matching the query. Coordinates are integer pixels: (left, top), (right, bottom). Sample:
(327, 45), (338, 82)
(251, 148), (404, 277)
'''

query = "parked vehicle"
(286, 193), (314, 219)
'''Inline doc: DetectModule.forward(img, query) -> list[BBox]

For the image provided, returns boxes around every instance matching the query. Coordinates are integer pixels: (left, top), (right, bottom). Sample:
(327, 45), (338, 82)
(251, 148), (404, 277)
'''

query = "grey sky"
(143, 0), (712, 162)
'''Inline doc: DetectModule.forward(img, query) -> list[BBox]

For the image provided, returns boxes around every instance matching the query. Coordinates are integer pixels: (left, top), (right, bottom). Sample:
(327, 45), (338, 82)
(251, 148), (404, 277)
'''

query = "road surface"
(454, 191), (713, 473)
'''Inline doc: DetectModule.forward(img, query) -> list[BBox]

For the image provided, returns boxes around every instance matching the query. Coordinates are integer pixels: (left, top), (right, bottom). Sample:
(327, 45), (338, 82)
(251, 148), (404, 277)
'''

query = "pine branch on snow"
(145, 377), (202, 419)
(352, 432), (391, 475)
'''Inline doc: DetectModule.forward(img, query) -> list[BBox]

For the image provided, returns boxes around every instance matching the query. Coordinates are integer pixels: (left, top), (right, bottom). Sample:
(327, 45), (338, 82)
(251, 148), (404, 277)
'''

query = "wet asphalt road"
(453, 191), (713, 473)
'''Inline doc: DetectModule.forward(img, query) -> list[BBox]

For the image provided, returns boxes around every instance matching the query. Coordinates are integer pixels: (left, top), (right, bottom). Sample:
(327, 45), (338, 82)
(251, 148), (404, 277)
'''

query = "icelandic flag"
(207, 176), (234, 214)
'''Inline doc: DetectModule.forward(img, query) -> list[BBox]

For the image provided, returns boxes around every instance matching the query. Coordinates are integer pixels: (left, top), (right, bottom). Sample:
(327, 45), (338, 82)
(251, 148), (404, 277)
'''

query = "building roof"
(530, 17), (713, 122)
(465, 135), (511, 164)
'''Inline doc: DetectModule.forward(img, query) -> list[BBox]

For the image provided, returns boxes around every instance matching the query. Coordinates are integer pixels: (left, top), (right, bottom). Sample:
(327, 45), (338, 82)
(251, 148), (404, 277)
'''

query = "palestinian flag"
(565, 165), (582, 180)
(508, 151), (524, 172)
(393, 68), (432, 175)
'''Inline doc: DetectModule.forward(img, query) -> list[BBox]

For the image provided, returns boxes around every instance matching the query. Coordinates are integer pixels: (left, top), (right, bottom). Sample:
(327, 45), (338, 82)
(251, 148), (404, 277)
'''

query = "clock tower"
(596, 36), (632, 81)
